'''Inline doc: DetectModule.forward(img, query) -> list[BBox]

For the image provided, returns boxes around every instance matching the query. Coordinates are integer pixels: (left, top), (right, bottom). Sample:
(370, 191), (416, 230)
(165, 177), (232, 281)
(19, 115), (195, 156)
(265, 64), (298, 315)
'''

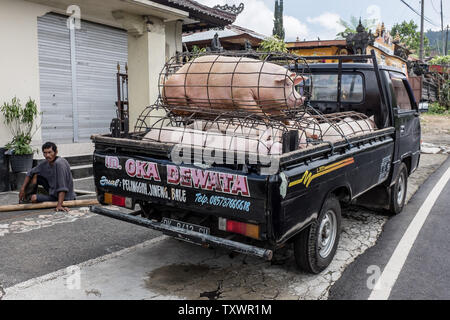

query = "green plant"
(428, 102), (448, 115)
(428, 55), (450, 65)
(336, 16), (377, 39)
(257, 35), (288, 53)
(1, 97), (39, 155)
(187, 45), (207, 62)
(191, 45), (206, 54)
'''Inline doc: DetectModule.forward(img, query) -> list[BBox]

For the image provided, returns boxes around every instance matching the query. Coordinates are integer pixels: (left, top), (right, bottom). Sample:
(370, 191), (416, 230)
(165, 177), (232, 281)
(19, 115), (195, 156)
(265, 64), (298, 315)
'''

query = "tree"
(391, 20), (430, 55)
(273, 0), (285, 40)
(336, 16), (377, 39)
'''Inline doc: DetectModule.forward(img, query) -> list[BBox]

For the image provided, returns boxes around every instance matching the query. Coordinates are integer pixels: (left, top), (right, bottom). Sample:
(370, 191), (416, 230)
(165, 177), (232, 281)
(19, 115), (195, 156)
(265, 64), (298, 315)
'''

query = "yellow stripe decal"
(289, 158), (355, 188)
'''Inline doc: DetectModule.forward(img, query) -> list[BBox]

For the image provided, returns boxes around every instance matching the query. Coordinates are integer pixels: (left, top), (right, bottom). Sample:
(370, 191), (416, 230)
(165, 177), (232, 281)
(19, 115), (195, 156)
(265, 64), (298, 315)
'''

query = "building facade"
(0, 0), (236, 148)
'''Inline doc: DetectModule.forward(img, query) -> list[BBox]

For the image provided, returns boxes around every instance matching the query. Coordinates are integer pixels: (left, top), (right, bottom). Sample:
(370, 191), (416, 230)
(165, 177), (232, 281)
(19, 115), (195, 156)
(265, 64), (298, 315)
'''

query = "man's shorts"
(34, 175), (75, 203)
(36, 194), (59, 203)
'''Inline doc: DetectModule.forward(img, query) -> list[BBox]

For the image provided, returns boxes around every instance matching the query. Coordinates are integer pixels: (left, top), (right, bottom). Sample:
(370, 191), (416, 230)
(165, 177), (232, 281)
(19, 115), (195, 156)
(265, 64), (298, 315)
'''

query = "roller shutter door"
(38, 13), (128, 143)
(38, 14), (73, 143)
(75, 19), (128, 141)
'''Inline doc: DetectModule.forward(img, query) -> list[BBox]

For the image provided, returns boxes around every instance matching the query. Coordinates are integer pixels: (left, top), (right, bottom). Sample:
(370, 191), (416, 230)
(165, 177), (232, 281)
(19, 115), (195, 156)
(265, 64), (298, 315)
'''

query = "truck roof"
(303, 63), (405, 74)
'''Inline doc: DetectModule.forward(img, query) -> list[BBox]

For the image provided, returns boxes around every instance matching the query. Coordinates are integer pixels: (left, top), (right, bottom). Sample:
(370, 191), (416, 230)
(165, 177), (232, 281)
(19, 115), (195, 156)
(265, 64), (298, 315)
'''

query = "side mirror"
(393, 107), (400, 115)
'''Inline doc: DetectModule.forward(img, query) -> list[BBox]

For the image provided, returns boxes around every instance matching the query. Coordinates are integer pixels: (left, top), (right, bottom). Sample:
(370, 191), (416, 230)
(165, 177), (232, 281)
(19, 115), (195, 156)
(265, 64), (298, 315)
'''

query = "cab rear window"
(389, 72), (412, 111)
(300, 73), (364, 103)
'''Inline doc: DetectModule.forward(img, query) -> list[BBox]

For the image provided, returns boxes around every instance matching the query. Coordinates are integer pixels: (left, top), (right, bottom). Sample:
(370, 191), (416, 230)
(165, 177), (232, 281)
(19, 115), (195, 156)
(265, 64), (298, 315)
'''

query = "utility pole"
(445, 25), (449, 55)
(441, 0), (444, 55)
(419, 0), (425, 60)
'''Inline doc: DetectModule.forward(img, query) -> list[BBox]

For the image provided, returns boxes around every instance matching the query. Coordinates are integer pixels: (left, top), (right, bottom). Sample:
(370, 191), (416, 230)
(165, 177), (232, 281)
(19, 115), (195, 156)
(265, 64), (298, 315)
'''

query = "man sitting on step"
(19, 142), (76, 212)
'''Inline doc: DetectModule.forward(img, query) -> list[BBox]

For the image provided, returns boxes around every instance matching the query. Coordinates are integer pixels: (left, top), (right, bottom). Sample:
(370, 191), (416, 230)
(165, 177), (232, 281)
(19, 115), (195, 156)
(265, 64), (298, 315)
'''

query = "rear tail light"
(218, 218), (260, 240)
(104, 193), (133, 209)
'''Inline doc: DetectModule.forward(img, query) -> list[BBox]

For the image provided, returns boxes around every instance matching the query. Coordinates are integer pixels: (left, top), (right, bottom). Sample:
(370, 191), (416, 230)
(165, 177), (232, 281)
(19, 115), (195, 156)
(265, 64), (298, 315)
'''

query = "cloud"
(366, 5), (382, 25)
(284, 15), (309, 40)
(193, 0), (309, 41)
(306, 12), (345, 38)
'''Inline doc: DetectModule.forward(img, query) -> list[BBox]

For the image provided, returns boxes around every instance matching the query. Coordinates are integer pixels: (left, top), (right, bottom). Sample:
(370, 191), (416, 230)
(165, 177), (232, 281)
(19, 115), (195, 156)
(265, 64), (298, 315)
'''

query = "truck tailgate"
(93, 150), (269, 224)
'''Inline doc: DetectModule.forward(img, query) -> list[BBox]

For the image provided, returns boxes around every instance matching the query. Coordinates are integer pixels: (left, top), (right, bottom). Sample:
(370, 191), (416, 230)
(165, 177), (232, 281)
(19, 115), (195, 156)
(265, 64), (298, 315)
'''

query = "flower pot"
(9, 153), (33, 173)
(0, 148), (10, 191)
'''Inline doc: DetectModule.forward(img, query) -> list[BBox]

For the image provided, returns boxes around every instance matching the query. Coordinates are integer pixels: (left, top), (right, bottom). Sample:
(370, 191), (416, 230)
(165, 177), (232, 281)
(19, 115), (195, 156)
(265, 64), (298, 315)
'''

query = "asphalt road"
(0, 210), (161, 288)
(329, 155), (450, 300)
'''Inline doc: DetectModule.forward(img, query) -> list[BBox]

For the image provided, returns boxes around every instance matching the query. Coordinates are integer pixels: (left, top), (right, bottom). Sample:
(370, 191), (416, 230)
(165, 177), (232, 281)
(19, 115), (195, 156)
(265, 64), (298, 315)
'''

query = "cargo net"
(158, 51), (311, 120)
(133, 104), (377, 156)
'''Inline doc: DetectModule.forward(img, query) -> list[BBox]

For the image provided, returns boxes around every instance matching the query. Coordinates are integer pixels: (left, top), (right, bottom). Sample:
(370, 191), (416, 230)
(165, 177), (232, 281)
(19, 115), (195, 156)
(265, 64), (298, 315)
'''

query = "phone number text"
(195, 193), (251, 212)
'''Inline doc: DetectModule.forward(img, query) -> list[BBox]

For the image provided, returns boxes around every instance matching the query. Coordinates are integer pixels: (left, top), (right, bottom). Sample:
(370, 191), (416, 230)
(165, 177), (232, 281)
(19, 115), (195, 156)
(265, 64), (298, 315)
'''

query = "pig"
(161, 55), (306, 117)
(337, 116), (376, 136)
(292, 113), (377, 147)
(301, 115), (377, 144)
(144, 126), (276, 155)
(269, 142), (283, 155)
(189, 120), (265, 136)
(287, 113), (323, 148)
(188, 120), (284, 150)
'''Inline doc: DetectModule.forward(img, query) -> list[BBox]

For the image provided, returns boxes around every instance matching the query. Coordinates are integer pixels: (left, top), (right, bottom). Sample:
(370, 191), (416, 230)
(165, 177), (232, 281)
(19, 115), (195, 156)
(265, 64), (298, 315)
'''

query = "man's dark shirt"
(27, 157), (76, 200)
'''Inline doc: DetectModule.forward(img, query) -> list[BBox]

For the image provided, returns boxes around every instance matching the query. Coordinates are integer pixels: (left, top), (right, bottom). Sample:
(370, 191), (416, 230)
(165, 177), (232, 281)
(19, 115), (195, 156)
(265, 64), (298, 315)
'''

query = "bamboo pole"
(0, 199), (99, 212)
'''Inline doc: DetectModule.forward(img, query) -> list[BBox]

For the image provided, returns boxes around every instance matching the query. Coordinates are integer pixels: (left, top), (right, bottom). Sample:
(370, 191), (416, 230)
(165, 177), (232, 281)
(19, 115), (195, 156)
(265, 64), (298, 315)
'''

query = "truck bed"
(92, 127), (395, 170)
(92, 126), (394, 243)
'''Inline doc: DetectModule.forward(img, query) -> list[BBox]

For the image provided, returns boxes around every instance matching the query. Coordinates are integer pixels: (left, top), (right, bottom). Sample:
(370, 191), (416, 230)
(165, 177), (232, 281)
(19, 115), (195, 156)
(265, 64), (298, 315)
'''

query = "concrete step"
(32, 154), (93, 168)
(65, 154), (93, 167)
(73, 176), (96, 194)
(9, 164), (93, 191)
(26, 160), (93, 179)
(71, 164), (93, 180)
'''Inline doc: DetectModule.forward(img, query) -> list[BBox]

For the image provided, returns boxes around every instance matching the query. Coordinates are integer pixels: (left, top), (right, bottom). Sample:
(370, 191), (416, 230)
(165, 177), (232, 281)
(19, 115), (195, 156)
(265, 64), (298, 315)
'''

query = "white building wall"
(127, 16), (167, 130)
(0, 0), (50, 149)
(165, 20), (183, 61)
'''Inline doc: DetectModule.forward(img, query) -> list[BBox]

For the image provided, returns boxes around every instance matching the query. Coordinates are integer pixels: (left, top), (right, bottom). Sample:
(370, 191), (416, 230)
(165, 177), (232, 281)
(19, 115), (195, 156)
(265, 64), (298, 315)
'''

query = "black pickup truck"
(90, 52), (420, 274)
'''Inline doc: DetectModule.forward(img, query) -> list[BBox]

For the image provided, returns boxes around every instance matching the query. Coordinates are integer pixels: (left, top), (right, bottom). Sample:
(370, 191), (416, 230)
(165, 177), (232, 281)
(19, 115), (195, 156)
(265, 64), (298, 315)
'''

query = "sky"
(196, 0), (450, 41)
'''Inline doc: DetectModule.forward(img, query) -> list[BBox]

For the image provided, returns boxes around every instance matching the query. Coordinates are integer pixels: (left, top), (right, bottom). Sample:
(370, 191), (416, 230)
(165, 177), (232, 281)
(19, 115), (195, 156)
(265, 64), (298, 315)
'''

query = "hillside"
(426, 29), (449, 55)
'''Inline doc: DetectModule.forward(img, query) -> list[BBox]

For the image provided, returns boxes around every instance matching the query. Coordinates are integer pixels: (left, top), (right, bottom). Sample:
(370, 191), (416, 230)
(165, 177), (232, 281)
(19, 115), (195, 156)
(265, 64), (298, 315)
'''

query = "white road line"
(369, 167), (450, 300)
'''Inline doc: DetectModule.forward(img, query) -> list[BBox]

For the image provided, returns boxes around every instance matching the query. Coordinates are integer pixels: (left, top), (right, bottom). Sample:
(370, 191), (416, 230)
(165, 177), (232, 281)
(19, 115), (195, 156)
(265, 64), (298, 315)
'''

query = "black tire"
(294, 196), (341, 274)
(389, 163), (408, 215)
(139, 202), (161, 220)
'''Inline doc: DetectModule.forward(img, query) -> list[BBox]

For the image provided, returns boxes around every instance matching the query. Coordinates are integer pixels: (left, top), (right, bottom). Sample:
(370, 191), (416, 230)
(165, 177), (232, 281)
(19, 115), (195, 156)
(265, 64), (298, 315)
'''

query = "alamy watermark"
(66, 265), (81, 290)
(168, 121), (281, 175)
(366, 265), (381, 290)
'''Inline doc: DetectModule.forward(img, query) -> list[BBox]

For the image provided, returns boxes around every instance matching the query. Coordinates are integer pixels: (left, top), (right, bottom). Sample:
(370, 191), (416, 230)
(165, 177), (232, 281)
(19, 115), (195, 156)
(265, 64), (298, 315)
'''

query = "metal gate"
(38, 13), (128, 143)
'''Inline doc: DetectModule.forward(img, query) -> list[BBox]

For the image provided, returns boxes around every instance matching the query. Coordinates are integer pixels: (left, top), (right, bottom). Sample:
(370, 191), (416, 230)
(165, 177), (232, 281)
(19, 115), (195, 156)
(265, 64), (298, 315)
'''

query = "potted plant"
(1, 97), (39, 173)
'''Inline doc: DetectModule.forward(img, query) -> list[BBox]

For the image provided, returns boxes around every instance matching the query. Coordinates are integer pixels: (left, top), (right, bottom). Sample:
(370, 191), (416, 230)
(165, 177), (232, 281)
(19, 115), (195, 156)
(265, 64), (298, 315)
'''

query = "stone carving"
(346, 19), (375, 55)
(211, 33), (223, 52)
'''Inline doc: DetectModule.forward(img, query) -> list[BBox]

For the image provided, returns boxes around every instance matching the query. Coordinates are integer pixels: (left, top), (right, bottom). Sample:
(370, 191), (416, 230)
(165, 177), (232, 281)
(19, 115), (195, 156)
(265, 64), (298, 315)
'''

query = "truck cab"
(298, 63), (421, 193)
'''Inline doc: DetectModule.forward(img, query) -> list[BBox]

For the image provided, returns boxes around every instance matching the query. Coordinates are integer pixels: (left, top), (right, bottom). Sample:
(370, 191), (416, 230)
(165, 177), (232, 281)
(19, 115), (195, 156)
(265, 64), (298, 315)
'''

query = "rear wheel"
(294, 196), (341, 274)
(389, 163), (408, 215)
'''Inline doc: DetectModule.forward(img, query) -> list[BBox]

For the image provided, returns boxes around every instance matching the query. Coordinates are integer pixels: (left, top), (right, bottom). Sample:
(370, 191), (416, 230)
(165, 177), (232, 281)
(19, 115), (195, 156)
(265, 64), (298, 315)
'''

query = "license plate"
(161, 218), (210, 235)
